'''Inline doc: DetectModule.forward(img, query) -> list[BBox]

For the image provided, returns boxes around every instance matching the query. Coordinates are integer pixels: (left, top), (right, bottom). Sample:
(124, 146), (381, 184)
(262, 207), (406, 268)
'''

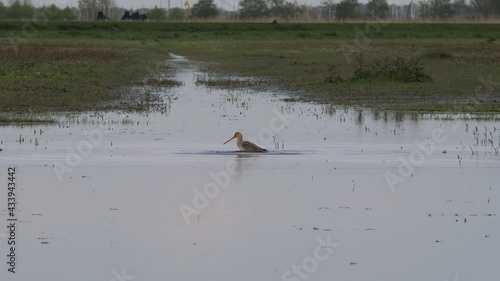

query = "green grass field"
(1, 21), (499, 113)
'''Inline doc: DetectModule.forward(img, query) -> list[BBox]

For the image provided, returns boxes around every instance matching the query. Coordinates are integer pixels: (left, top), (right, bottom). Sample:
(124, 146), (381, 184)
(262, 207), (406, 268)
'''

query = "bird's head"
(223, 131), (243, 145)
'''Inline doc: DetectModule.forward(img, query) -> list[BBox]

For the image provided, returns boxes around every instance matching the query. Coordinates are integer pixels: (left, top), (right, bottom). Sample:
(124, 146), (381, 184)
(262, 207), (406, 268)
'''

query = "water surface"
(0, 55), (499, 281)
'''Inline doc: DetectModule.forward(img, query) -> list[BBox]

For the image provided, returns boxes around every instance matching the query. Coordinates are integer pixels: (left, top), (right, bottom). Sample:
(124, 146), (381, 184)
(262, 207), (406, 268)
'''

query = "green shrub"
(351, 55), (432, 83)
(421, 50), (453, 59)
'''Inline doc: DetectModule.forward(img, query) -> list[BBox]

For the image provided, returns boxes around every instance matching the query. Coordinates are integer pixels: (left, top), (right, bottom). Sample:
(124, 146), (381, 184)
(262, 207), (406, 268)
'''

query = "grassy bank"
(0, 22), (177, 113)
(162, 22), (500, 112)
(0, 21), (499, 113)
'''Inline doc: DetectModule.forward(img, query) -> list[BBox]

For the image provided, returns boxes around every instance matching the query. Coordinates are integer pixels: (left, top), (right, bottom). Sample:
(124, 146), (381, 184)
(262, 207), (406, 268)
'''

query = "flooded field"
(0, 55), (499, 281)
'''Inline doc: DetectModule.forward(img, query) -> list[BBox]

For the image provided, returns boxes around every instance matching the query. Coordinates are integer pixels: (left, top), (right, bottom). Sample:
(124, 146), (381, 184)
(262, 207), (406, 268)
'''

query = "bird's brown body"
(223, 132), (267, 152)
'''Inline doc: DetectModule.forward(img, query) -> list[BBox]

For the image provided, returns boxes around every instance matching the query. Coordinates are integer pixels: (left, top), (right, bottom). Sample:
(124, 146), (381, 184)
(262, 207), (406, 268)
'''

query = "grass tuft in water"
(0, 115), (57, 125)
(195, 75), (268, 89)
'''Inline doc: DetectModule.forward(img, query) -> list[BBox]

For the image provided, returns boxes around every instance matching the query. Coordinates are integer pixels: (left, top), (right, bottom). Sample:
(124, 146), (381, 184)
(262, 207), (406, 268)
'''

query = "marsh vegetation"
(0, 22), (499, 114)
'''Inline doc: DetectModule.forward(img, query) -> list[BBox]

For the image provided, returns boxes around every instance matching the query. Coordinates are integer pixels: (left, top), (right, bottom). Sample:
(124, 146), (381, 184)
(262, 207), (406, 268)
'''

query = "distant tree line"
(238, 0), (308, 20)
(411, 0), (500, 20)
(159, 0), (500, 21)
(320, 0), (500, 21)
(0, 0), (498, 21)
(0, 0), (76, 20)
(78, 0), (117, 21)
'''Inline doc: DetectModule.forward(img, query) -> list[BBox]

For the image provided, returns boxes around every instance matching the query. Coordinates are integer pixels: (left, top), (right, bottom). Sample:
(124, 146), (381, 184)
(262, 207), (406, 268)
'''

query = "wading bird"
(223, 132), (267, 152)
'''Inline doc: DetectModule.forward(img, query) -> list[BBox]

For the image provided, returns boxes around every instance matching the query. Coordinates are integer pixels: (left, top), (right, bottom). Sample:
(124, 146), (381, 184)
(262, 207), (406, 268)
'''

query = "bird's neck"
(236, 137), (244, 150)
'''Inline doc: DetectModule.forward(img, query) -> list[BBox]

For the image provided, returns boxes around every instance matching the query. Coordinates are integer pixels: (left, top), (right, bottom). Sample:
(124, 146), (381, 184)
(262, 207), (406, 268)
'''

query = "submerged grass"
(0, 21), (499, 113)
(195, 74), (270, 90)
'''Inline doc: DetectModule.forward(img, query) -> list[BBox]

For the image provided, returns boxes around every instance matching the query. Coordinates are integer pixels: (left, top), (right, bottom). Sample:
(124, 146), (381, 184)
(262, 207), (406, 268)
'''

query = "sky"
(3, 0), (415, 9)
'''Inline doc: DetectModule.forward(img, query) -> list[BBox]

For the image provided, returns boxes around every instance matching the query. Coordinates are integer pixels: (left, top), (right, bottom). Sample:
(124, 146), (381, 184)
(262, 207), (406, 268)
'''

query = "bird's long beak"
(223, 136), (235, 145)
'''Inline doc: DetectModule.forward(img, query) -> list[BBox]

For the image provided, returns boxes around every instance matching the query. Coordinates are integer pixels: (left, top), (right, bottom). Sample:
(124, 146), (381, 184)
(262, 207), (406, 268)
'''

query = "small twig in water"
(459, 141), (466, 149)
(484, 126), (488, 147)
(272, 136), (278, 149)
(473, 127), (479, 146)
(492, 142), (499, 156)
